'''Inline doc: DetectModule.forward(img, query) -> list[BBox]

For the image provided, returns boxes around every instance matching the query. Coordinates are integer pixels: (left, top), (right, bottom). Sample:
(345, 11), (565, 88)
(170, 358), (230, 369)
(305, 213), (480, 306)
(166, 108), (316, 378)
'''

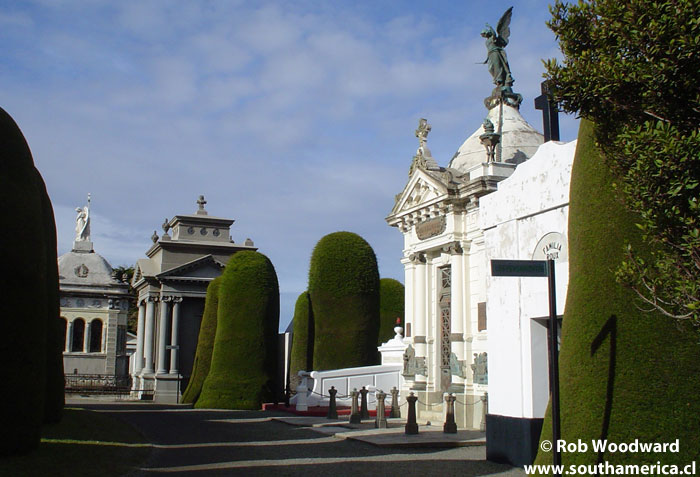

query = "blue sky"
(1, 0), (578, 331)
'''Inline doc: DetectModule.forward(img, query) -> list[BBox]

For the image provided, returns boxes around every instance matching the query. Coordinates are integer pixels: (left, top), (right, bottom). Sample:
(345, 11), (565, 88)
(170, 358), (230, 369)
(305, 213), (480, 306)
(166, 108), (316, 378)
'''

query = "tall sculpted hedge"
(378, 278), (404, 345)
(0, 107), (63, 455)
(181, 276), (222, 404)
(196, 251), (279, 409)
(41, 188), (65, 425)
(309, 232), (380, 371)
(534, 121), (700, 468)
(288, 291), (313, 390)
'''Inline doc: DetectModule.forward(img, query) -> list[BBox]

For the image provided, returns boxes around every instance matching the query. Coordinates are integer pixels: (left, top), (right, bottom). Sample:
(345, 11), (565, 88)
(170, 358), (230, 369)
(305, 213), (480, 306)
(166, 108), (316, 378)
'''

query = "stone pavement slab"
(271, 415), (487, 448)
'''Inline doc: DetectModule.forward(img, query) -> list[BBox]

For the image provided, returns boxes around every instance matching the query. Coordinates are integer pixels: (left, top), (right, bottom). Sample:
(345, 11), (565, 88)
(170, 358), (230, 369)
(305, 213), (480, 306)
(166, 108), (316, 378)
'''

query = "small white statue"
(75, 194), (91, 242)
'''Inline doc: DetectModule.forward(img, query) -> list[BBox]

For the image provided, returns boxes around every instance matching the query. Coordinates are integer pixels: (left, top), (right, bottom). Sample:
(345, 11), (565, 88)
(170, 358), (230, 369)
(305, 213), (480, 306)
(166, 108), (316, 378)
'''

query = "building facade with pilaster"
(131, 196), (256, 403)
(386, 92), (544, 429)
(59, 197), (131, 391)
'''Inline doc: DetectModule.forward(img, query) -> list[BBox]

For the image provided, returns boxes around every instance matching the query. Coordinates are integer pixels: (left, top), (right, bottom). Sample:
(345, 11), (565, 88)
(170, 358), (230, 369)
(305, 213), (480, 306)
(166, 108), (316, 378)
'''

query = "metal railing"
(64, 374), (132, 394)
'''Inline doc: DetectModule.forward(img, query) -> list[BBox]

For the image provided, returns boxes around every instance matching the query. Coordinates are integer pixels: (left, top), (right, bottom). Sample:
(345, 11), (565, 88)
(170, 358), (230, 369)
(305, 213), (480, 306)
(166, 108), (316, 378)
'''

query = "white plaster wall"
(481, 140), (576, 420)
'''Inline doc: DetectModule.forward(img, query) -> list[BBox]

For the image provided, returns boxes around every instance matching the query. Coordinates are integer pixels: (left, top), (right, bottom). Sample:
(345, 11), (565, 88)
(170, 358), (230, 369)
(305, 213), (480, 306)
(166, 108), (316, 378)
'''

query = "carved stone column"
(134, 300), (146, 374)
(142, 296), (157, 374)
(102, 320), (108, 353)
(66, 320), (73, 352)
(448, 242), (466, 388)
(403, 257), (414, 339)
(83, 320), (91, 352)
(410, 252), (428, 387)
(169, 297), (182, 374)
(156, 296), (171, 374)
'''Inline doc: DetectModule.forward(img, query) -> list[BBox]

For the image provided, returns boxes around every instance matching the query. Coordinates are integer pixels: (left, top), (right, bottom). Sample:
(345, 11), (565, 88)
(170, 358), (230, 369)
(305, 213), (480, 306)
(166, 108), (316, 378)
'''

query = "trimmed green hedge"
(0, 107), (57, 455)
(181, 276), (222, 404)
(309, 232), (380, 371)
(378, 278), (404, 345)
(40, 183), (64, 425)
(196, 251), (279, 409)
(288, 291), (314, 390)
(535, 121), (700, 468)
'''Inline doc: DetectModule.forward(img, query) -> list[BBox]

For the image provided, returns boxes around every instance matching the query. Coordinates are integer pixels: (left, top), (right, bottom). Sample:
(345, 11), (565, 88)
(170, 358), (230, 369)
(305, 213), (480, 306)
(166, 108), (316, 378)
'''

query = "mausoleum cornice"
(145, 239), (255, 258)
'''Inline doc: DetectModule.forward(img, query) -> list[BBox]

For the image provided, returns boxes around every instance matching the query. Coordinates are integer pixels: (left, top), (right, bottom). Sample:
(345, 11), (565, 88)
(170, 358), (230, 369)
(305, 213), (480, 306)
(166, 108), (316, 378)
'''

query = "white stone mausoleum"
(59, 196), (131, 390)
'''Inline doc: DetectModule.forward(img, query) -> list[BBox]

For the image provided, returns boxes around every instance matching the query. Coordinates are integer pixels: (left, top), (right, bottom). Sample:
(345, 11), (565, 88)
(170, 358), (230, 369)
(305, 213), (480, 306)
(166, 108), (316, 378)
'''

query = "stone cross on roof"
(415, 118), (431, 148)
(196, 195), (208, 215)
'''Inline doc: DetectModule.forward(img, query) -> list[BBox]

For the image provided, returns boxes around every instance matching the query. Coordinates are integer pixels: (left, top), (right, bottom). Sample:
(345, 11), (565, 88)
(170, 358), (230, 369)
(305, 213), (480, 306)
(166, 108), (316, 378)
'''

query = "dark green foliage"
(40, 185), (64, 425)
(196, 252), (279, 409)
(378, 278), (404, 345)
(309, 232), (380, 371)
(288, 291), (314, 390)
(534, 121), (700, 468)
(181, 276), (222, 404)
(0, 107), (50, 454)
(545, 0), (700, 325)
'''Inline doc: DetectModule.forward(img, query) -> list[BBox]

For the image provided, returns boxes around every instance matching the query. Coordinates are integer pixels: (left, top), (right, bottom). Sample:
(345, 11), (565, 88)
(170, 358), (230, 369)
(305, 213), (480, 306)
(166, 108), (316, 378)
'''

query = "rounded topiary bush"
(288, 291), (314, 390)
(378, 278), (404, 345)
(196, 251), (279, 410)
(309, 231), (380, 371)
(181, 276), (222, 404)
(41, 188), (64, 425)
(0, 107), (61, 454)
(535, 121), (700, 468)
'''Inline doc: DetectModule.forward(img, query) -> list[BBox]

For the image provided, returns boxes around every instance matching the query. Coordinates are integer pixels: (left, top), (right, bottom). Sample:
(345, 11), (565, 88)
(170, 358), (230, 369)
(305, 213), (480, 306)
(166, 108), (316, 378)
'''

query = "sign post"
(491, 259), (561, 475)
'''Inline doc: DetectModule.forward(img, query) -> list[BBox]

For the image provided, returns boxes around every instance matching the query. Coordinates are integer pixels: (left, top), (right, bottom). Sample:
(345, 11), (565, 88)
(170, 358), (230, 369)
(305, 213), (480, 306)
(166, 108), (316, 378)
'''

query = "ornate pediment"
(391, 170), (448, 216)
(156, 254), (225, 280)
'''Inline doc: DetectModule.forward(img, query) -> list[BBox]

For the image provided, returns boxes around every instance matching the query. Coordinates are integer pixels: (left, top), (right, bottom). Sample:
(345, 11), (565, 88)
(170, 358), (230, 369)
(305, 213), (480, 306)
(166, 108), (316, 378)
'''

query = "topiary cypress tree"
(309, 231), (380, 371)
(0, 107), (51, 454)
(181, 276), (222, 404)
(288, 291), (314, 390)
(534, 121), (700, 468)
(378, 278), (404, 345)
(196, 251), (279, 410)
(40, 184), (64, 425)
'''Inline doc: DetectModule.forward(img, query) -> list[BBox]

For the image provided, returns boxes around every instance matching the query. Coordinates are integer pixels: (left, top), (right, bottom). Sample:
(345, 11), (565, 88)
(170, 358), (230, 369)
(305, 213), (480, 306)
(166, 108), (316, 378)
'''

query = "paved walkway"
(69, 399), (525, 477)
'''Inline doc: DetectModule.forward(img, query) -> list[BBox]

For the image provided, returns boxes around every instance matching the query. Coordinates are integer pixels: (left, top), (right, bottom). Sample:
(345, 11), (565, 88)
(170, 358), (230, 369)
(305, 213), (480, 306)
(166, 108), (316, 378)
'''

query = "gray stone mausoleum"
(131, 196), (256, 403)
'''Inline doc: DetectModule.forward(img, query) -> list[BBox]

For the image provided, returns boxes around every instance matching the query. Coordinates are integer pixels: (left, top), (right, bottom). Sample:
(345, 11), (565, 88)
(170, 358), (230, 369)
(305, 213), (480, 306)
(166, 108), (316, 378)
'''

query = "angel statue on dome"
(481, 6), (514, 91)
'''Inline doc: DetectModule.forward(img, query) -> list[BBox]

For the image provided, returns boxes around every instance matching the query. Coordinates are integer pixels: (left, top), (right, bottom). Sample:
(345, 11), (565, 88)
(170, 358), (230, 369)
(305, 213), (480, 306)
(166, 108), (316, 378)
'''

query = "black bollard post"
(390, 386), (401, 418)
(327, 386), (338, 419)
(443, 393), (457, 433)
(284, 384), (290, 408)
(349, 388), (361, 424)
(359, 386), (369, 420)
(375, 390), (387, 429)
(405, 392), (419, 435)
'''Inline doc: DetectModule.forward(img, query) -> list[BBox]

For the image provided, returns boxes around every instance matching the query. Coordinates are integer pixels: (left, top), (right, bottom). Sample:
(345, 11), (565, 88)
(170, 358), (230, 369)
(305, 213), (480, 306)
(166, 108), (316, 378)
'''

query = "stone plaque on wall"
(415, 216), (446, 240)
(533, 232), (567, 261)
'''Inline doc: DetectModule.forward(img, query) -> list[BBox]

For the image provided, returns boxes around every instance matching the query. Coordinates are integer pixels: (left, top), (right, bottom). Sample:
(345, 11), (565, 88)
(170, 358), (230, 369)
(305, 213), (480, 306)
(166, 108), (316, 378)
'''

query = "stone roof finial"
(415, 118), (431, 148)
(196, 195), (208, 215)
(408, 118), (439, 176)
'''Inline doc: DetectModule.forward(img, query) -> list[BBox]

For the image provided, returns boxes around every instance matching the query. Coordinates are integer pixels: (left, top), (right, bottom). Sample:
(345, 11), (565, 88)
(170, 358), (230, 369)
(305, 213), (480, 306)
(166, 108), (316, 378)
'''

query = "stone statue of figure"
(481, 7), (514, 90)
(75, 195), (90, 242)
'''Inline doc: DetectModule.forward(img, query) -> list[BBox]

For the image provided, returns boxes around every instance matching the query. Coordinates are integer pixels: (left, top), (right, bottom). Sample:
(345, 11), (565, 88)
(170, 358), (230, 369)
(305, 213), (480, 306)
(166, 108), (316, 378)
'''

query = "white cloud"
(4, 0), (579, 331)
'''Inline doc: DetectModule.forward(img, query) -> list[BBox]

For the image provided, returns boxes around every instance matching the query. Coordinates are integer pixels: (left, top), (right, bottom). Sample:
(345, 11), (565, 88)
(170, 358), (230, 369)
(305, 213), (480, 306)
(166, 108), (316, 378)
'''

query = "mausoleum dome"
(448, 104), (544, 173)
(58, 249), (119, 287)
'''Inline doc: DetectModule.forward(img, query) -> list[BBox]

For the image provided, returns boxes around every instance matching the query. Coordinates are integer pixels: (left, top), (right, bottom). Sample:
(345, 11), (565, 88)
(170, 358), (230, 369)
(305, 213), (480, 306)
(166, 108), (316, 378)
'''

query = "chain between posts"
(307, 389), (484, 406)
